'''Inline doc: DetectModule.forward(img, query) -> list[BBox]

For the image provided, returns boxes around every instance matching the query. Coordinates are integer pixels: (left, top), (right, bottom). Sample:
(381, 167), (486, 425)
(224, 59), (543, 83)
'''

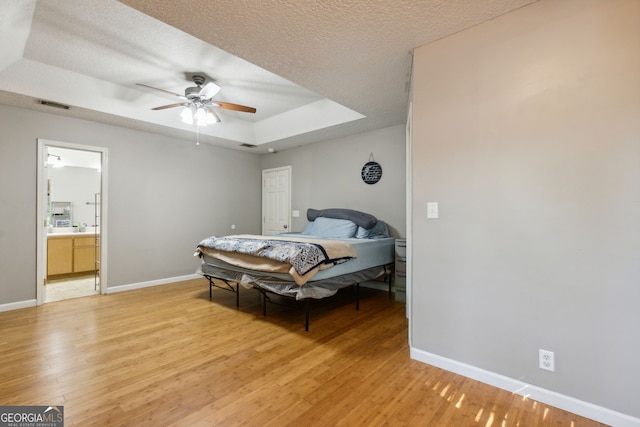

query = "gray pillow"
(307, 208), (377, 229)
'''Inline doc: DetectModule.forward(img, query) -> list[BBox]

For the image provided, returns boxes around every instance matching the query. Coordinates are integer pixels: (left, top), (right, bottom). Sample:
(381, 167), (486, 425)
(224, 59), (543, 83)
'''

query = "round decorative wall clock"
(361, 154), (382, 185)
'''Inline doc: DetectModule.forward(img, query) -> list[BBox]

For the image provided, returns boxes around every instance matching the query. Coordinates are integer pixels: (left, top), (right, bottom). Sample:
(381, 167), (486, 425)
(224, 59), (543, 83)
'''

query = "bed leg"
(388, 269), (393, 300)
(209, 277), (213, 299)
(262, 293), (267, 317)
(356, 283), (360, 311)
(305, 299), (310, 332)
(236, 283), (240, 308)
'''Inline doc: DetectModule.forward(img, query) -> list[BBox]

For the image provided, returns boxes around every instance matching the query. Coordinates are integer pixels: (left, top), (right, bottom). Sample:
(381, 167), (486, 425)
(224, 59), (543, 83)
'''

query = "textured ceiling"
(0, 0), (538, 152)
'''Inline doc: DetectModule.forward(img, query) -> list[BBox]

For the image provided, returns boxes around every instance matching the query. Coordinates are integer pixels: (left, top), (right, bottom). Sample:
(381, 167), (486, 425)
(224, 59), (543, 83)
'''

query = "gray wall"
(411, 0), (639, 418)
(0, 104), (261, 303)
(261, 125), (406, 237)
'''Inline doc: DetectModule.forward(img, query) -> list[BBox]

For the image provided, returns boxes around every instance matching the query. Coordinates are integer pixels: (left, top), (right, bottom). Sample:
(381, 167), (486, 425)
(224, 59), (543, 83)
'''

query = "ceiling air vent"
(240, 143), (257, 148)
(38, 100), (71, 110)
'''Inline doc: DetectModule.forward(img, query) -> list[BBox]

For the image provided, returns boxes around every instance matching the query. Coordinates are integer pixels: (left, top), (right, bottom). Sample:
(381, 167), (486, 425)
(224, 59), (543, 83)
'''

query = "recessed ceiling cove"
(0, 0), (363, 147)
(0, 0), (538, 151)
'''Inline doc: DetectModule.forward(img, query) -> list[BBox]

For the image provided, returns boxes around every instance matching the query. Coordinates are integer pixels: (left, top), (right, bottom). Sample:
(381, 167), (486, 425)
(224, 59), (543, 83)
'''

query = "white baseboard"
(106, 274), (200, 294)
(410, 347), (640, 427)
(0, 275), (200, 312)
(0, 299), (37, 312)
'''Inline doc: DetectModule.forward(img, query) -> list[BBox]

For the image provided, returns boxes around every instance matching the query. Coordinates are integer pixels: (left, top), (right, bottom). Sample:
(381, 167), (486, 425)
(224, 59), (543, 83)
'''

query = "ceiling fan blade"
(151, 102), (188, 110)
(213, 102), (257, 113)
(137, 83), (186, 99)
(199, 82), (221, 99)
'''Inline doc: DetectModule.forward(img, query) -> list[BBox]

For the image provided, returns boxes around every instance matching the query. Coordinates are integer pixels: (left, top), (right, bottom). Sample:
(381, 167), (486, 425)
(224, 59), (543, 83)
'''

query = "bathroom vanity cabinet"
(47, 233), (99, 277)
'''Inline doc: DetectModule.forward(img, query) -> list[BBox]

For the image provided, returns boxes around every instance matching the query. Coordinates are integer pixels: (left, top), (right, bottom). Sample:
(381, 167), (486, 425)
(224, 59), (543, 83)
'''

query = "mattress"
(200, 236), (395, 282)
(198, 236), (395, 299)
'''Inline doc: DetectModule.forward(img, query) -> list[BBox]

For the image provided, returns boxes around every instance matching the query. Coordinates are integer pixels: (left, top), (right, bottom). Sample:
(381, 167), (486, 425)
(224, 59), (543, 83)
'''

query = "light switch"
(292, 210), (300, 218)
(427, 202), (438, 219)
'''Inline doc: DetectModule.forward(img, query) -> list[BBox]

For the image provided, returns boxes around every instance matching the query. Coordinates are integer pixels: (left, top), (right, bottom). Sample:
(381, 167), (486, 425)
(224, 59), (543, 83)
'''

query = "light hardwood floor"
(0, 279), (606, 426)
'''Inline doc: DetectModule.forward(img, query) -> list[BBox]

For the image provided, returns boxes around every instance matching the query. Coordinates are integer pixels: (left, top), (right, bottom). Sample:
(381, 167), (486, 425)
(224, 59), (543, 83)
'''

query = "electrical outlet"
(539, 349), (555, 372)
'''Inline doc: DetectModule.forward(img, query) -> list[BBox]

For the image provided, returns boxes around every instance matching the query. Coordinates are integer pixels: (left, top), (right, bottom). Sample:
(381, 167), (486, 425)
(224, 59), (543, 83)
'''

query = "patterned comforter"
(195, 234), (357, 285)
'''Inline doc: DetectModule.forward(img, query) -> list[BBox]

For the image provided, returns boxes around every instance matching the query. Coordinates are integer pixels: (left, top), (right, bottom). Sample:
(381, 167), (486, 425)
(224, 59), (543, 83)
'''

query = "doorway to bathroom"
(36, 139), (108, 304)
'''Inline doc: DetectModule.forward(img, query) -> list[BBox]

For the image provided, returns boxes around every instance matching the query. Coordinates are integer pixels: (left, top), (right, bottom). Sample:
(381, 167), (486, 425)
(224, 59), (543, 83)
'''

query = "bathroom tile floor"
(46, 276), (99, 302)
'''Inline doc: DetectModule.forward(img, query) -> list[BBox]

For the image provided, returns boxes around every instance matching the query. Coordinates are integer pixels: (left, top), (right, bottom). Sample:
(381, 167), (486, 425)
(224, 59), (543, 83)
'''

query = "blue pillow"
(356, 221), (389, 239)
(302, 221), (316, 235)
(306, 217), (357, 238)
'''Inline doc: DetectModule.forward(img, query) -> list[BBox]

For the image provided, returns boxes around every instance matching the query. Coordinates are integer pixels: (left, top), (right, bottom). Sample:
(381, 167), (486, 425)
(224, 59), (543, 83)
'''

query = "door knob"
(283, 224), (288, 229)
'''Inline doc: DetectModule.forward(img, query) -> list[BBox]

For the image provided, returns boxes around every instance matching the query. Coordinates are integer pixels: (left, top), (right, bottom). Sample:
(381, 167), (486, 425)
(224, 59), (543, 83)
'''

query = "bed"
(194, 208), (395, 330)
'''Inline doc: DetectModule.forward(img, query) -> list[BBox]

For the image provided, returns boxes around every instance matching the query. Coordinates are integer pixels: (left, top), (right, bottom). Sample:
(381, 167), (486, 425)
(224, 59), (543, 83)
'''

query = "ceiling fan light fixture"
(182, 105), (220, 126)
(181, 106), (194, 125)
(194, 108), (208, 126)
(204, 108), (220, 124)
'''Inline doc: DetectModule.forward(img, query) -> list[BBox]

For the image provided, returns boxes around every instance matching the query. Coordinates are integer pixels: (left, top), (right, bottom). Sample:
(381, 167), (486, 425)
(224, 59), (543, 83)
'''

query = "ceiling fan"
(137, 75), (256, 125)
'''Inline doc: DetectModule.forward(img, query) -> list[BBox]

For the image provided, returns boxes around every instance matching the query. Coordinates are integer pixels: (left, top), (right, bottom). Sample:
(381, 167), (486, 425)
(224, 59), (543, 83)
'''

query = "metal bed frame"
(201, 263), (393, 331)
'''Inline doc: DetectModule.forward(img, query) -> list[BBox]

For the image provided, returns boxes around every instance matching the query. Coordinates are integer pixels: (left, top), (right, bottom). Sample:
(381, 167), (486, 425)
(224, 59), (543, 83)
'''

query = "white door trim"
(36, 139), (109, 304)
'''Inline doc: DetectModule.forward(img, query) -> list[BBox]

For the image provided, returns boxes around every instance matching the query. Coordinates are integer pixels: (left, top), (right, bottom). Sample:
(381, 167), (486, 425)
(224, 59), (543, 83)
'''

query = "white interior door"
(262, 166), (291, 235)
